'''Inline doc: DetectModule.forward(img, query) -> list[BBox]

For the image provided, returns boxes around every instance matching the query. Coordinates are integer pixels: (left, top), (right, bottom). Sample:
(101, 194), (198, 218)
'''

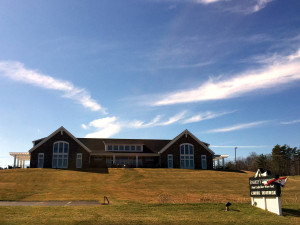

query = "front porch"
(90, 153), (159, 168)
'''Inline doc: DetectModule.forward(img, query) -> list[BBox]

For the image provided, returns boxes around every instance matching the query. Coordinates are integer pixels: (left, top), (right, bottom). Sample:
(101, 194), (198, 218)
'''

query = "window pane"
(38, 159), (43, 168)
(108, 145), (112, 151)
(125, 146), (130, 151)
(185, 146), (189, 154)
(113, 145), (118, 150)
(180, 145), (184, 154)
(54, 143), (58, 153)
(76, 158), (82, 168)
(190, 160), (194, 169)
(64, 143), (68, 153)
(180, 160), (184, 168)
(131, 146), (136, 151)
(186, 160), (189, 168)
(59, 143), (63, 153)
(190, 145), (194, 154)
(63, 158), (68, 168)
(77, 154), (82, 159)
(58, 158), (63, 168)
(136, 146), (141, 151)
(119, 145), (124, 151)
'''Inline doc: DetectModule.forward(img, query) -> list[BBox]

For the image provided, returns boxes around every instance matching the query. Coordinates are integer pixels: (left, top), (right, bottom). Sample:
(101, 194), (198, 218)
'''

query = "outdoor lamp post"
(235, 147), (237, 170)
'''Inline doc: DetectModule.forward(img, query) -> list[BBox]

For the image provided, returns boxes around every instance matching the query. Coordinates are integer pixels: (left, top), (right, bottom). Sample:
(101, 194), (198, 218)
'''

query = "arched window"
(52, 141), (69, 168)
(180, 143), (194, 169)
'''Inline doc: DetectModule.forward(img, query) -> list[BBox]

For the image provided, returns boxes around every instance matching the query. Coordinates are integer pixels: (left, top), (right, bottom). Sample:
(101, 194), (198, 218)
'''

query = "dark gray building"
(29, 126), (215, 170)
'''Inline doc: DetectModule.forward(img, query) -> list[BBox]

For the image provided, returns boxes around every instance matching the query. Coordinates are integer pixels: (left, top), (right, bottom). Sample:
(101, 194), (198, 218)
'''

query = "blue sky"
(1, 0), (300, 167)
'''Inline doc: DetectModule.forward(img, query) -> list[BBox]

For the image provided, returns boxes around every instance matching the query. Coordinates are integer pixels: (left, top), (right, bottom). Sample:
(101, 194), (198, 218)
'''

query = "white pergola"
(213, 154), (229, 169)
(9, 152), (30, 168)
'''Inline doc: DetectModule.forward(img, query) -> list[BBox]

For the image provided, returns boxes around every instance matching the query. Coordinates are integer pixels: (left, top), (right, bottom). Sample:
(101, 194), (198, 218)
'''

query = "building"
(29, 126), (222, 170)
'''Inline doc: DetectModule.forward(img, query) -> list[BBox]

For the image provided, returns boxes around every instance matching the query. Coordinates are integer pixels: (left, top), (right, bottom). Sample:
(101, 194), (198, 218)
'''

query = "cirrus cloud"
(153, 48), (300, 106)
(0, 61), (106, 113)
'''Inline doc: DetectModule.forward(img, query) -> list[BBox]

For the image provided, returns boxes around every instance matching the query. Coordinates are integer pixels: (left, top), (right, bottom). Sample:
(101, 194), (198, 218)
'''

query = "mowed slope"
(0, 168), (299, 204)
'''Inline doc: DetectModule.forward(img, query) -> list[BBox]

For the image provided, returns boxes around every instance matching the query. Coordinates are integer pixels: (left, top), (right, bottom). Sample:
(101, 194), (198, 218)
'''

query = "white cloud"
(211, 145), (267, 148)
(160, 111), (186, 125)
(129, 115), (162, 128)
(207, 120), (269, 133)
(183, 111), (234, 124)
(0, 61), (105, 113)
(153, 48), (300, 106)
(252, 0), (273, 13)
(196, 0), (223, 4)
(81, 124), (88, 130)
(157, 0), (273, 13)
(280, 119), (300, 125)
(128, 112), (186, 128)
(84, 117), (121, 138)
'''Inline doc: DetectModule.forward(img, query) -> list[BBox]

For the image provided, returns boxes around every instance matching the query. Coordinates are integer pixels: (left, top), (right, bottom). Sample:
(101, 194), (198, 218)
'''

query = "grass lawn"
(0, 168), (299, 224)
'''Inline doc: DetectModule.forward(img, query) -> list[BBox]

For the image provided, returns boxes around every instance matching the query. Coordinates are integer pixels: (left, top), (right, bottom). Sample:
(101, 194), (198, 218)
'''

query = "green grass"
(0, 168), (299, 224)
(0, 203), (299, 225)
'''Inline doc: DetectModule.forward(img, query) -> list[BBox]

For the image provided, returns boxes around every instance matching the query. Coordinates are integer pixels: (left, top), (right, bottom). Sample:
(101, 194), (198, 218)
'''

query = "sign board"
(249, 176), (281, 197)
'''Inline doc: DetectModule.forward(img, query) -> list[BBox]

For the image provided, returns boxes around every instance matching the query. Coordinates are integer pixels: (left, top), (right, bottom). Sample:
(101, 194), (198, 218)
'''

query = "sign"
(249, 176), (281, 197)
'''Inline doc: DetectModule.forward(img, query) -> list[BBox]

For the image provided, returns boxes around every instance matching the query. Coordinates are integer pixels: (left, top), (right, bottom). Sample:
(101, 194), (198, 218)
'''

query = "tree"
(272, 144), (298, 175)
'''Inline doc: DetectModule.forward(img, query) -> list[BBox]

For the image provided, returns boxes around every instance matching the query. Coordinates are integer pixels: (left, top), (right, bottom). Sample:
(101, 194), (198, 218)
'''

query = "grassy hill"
(0, 168), (299, 224)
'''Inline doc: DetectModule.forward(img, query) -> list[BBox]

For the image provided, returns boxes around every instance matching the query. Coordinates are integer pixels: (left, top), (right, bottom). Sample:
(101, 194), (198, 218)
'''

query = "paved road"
(0, 201), (101, 206)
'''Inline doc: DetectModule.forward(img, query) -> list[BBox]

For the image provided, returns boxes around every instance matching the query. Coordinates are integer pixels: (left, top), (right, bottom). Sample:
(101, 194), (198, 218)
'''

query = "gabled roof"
(29, 126), (92, 153)
(78, 138), (170, 154)
(158, 129), (214, 155)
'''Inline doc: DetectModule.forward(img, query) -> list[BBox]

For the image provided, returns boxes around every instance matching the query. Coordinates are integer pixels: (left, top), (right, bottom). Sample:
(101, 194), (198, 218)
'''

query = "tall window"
(201, 155), (207, 169)
(168, 154), (173, 168)
(38, 153), (44, 168)
(52, 141), (69, 168)
(76, 153), (82, 168)
(180, 144), (194, 169)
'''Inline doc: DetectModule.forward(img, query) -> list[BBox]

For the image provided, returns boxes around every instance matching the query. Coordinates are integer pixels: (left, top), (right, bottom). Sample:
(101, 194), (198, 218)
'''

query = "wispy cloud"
(196, 0), (224, 4)
(84, 117), (121, 138)
(153, 48), (300, 106)
(128, 112), (186, 128)
(211, 145), (268, 148)
(0, 61), (105, 113)
(207, 120), (269, 133)
(158, 0), (274, 14)
(183, 111), (235, 124)
(157, 61), (213, 70)
(252, 0), (273, 13)
(281, 119), (300, 125)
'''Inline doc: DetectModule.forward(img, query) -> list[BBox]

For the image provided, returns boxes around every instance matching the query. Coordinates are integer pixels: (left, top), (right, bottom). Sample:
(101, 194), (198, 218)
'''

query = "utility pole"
(235, 147), (237, 170)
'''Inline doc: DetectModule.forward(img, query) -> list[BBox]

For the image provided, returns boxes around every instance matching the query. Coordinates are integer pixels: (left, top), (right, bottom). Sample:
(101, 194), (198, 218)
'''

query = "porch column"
(222, 157), (225, 170)
(17, 158), (20, 167)
(113, 155), (116, 165)
(213, 160), (215, 169)
(13, 155), (16, 168)
(136, 155), (139, 168)
(217, 159), (220, 169)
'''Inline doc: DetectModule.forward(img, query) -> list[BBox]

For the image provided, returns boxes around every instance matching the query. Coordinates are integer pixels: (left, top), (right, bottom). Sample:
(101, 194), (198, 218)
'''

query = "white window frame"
(180, 143), (194, 169)
(52, 141), (69, 169)
(76, 153), (82, 168)
(38, 153), (44, 168)
(201, 155), (207, 169)
(168, 154), (173, 168)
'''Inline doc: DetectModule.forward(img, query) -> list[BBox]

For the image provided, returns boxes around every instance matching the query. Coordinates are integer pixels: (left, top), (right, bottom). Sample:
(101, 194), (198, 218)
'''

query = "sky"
(0, 0), (300, 167)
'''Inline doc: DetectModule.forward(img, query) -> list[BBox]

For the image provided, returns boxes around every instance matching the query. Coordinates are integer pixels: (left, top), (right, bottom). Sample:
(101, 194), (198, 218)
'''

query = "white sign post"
(249, 170), (285, 216)
(251, 196), (282, 215)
